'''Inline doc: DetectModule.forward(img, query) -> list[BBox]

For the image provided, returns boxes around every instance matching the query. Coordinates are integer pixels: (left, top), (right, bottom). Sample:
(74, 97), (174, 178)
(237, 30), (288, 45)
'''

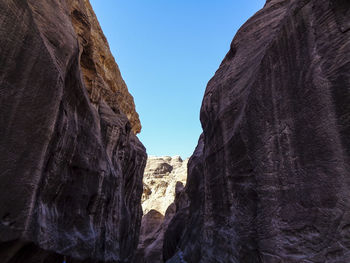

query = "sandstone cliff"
(134, 205), (176, 263)
(0, 0), (146, 262)
(68, 0), (141, 134)
(142, 156), (188, 215)
(164, 0), (350, 262)
(134, 156), (188, 263)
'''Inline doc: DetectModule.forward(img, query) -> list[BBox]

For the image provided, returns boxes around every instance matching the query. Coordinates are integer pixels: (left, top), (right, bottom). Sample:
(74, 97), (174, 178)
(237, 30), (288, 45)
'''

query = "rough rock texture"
(68, 0), (141, 134)
(142, 156), (188, 215)
(133, 206), (175, 263)
(0, 0), (146, 262)
(164, 0), (350, 262)
(133, 157), (188, 263)
(135, 182), (188, 263)
(163, 138), (203, 263)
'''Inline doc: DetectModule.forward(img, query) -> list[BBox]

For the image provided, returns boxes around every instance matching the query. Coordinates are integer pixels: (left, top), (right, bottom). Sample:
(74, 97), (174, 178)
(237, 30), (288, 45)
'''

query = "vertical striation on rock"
(0, 0), (146, 262)
(164, 0), (350, 262)
(67, 0), (141, 134)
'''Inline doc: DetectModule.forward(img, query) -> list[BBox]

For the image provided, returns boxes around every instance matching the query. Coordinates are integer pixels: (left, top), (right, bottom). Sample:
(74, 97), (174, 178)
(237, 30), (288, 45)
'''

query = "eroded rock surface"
(0, 0), (146, 262)
(68, 0), (141, 134)
(133, 157), (188, 263)
(133, 206), (175, 263)
(142, 156), (188, 215)
(164, 0), (350, 262)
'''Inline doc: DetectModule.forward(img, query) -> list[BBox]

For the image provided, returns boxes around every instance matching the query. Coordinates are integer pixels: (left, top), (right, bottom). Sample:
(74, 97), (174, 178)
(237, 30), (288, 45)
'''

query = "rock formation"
(142, 156), (188, 215)
(0, 0), (146, 262)
(164, 0), (350, 262)
(68, 0), (141, 134)
(133, 206), (175, 263)
(134, 156), (188, 263)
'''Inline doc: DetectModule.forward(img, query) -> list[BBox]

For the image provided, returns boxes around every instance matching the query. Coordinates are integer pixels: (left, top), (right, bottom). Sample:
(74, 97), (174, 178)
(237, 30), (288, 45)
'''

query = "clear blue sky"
(90, 0), (265, 158)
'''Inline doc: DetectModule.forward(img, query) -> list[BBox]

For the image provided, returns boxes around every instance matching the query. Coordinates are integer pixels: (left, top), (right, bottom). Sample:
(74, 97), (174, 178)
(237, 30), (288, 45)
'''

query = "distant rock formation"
(0, 0), (146, 262)
(142, 156), (188, 215)
(164, 0), (350, 262)
(134, 156), (188, 263)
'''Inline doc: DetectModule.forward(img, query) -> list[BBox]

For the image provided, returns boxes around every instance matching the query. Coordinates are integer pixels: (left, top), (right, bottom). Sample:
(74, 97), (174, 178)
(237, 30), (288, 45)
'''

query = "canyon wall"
(134, 156), (188, 263)
(0, 0), (146, 262)
(68, 0), (141, 134)
(164, 0), (350, 262)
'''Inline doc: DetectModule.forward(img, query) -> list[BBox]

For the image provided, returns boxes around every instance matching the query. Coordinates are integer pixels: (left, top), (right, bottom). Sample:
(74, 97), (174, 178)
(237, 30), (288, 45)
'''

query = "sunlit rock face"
(68, 0), (141, 134)
(133, 156), (188, 263)
(0, 0), (146, 262)
(142, 156), (188, 215)
(164, 0), (350, 262)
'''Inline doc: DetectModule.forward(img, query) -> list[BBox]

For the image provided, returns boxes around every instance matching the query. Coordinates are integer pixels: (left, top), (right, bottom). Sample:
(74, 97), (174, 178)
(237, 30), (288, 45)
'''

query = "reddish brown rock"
(68, 0), (141, 134)
(164, 0), (350, 262)
(0, 0), (146, 262)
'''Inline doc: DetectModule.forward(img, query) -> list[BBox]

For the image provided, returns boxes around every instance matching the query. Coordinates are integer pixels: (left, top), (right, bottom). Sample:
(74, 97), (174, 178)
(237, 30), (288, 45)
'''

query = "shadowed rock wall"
(0, 0), (146, 262)
(164, 0), (350, 262)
